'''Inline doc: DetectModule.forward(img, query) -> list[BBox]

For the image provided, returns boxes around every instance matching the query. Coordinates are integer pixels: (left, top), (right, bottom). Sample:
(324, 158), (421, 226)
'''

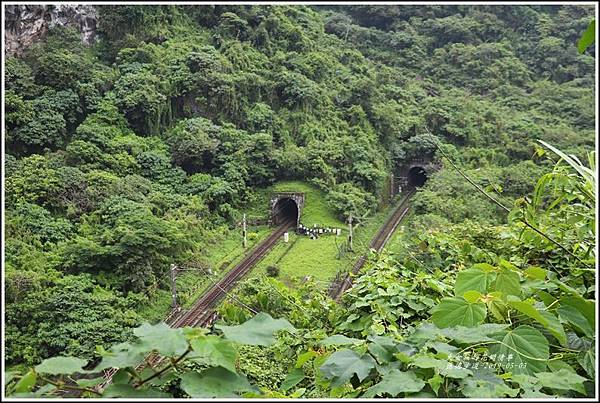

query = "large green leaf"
(438, 324), (509, 344)
(460, 377), (520, 398)
(490, 325), (549, 375)
(215, 312), (295, 346)
(577, 347), (595, 379)
(410, 355), (448, 370)
(426, 341), (459, 356)
(295, 350), (317, 368)
(320, 335), (363, 346)
(558, 305), (594, 337)
(76, 377), (106, 388)
(133, 322), (188, 357)
(280, 368), (305, 392)
(507, 299), (566, 346)
(13, 370), (36, 393)
(525, 267), (547, 281)
(93, 341), (149, 371)
(190, 335), (237, 374)
(454, 268), (494, 296)
(493, 270), (521, 297)
(319, 349), (376, 387)
(110, 368), (130, 385)
(440, 366), (472, 379)
(534, 369), (587, 394)
(35, 356), (87, 375)
(363, 370), (425, 397)
(407, 323), (508, 346)
(367, 335), (399, 364)
(560, 296), (595, 329)
(428, 373), (443, 395)
(180, 367), (254, 398)
(102, 384), (170, 398)
(577, 19), (596, 54)
(431, 298), (487, 328)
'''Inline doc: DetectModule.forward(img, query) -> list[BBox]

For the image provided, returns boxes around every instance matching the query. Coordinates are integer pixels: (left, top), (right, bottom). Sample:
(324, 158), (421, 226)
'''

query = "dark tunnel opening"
(273, 198), (299, 225)
(408, 166), (428, 187)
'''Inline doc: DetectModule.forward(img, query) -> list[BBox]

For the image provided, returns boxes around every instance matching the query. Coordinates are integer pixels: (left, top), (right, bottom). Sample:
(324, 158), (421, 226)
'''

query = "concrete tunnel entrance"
(408, 166), (428, 187)
(272, 198), (299, 225)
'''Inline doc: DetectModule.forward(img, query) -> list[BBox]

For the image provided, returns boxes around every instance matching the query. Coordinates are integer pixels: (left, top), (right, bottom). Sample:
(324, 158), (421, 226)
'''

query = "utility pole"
(390, 172), (395, 200)
(169, 264), (178, 310)
(242, 213), (247, 248)
(348, 214), (353, 251)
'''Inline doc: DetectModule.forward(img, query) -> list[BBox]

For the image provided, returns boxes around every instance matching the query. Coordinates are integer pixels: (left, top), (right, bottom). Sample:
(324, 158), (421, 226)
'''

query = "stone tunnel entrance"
(270, 192), (304, 227)
(392, 158), (440, 197)
(407, 166), (428, 187)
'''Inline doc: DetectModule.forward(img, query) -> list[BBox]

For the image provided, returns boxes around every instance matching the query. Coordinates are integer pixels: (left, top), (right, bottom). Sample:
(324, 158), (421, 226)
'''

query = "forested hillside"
(4, 4), (596, 399)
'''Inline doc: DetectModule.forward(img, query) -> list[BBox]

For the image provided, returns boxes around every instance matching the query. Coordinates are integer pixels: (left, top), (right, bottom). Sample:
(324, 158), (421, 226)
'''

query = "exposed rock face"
(5, 4), (97, 56)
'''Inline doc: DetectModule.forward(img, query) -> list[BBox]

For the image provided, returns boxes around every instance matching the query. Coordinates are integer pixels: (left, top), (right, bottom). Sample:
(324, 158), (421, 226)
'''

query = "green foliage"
(5, 313), (288, 398)
(319, 349), (376, 387)
(215, 312), (296, 347)
(165, 117), (220, 173)
(34, 357), (88, 375)
(190, 335), (237, 373)
(326, 182), (378, 221)
(180, 368), (255, 398)
(577, 19), (595, 53)
(337, 256), (451, 337)
(5, 273), (141, 365)
(266, 265), (280, 277)
(431, 298), (487, 328)
(113, 69), (167, 135)
(490, 325), (549, 375)
(363, 370), (426, 397)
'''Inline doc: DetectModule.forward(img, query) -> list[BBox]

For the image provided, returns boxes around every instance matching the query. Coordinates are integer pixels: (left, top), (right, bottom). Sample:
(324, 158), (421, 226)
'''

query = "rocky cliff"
(5, 4), (97, 56)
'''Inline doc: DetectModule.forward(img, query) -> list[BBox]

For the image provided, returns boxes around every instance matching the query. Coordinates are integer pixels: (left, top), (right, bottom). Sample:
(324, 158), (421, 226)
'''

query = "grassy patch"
(253, 232), (349, 284)
(251, 200), (403, 287)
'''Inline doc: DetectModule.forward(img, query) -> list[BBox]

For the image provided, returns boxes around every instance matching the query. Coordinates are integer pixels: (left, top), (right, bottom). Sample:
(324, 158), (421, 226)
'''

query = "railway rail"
(330, 188), (415, 300)
(170, 218), (294, 328)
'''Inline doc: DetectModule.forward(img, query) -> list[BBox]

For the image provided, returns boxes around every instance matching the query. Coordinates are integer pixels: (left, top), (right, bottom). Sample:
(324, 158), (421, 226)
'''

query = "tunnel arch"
(270, 192), (304, 227)
(272, 197), (299, 225)
(407, 166), (428, 187)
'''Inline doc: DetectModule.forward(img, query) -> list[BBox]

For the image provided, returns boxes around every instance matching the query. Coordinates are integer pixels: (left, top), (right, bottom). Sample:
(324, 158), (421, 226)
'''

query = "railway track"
(331, 189), (415, 300)
(170, 218), (294, 328)
(97, 219), (294, 390)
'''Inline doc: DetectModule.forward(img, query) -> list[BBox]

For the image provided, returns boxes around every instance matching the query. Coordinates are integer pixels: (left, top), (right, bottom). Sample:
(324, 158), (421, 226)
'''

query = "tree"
(166, 117), (220, 173)
(326, 182), (377, 221)
(113, 70), (167, 135)
(266, 265), (280, 277)
(5, 273), (141, 365)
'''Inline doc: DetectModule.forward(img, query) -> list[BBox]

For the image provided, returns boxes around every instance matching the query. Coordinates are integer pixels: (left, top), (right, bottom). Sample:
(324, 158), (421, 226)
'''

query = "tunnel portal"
(407, 166), (428, 187)
(270, 192), (304, 227)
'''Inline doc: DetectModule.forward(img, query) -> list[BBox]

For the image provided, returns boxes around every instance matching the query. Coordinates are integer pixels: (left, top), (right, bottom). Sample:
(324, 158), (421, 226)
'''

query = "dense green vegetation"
(3, 3), (595, 399)
(5, 144), (596, 398)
